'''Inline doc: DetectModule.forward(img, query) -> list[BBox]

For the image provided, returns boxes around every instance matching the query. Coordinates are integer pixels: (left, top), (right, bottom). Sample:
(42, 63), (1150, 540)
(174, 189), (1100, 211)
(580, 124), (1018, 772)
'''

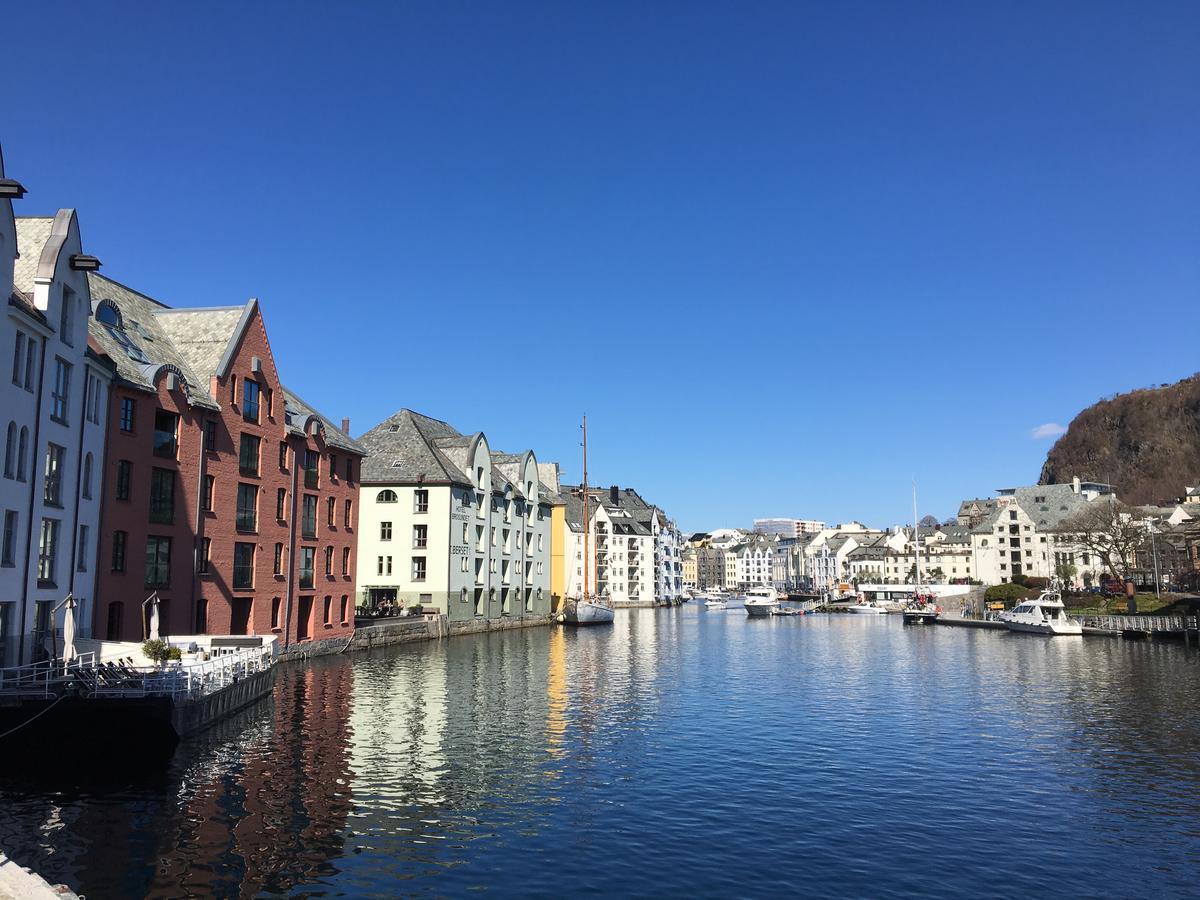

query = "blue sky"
(5, 2), (1198, 532)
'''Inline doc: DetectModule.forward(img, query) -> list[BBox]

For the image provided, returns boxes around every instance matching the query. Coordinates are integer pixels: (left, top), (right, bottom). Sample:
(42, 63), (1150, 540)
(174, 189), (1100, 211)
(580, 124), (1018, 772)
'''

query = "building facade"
(356, 410), (552, 623)
(2, 168), (114, 665)
(90, 283), (363, 649)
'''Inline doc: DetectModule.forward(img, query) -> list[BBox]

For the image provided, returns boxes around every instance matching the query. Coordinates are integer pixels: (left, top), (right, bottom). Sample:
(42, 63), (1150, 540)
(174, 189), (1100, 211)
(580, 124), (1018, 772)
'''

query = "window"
(233, 542), (256, 589)
(377, 490), (398, 503)
(14, 428), (26, 482)
(327, 496), (335, 527)
(380, 521), (392, 541)
(412, 556), (427, 581)
(11, 332), (23, 386)
(202, 475), (215, 511)
(274, 542), (284, 576)
(341, 546), (350, 575)
(111, 530), (127, 572)
(340, 596), (349, 623)
(116, 459), (132, 501)
(304, 450), (319, 489)
(414, 489), (429, 513)
(3, 423), (13, 478)
(199, 537), (210, 574)
(1, 511), (17, 566)
(413, 524), (427, 549)
(76, 525), (89, 571)
(23, 341), (36, 392)
(386, 555), (393, 576)
(149, 468), (175, 524)
(279, 441), (289, 469)
(276, 487), (287, 520)
(195, 598), (207, 635)
(345, 457), (354, 482)
(329, 453), (338, 479)
(302, 495), (317, 538)
(237, 483), (258, 532)
(324, 546), (333, 576)
(82, 453), (93, 499)
(344, 499), (352, 527)
(120, 397), (136, 432)
(300, 547), (315, 589)
(85, 374), (102, 424)
(239, 434), (261, 476)
(265, 388), (273, 418)
(51, 360), (71, 423)
(44, 444), (65, 507)
(243, 379), (260, 423)
(323, 596), (332, 625)
(59, 286), (74, 346)
(271, 597), (282, 630)
(153, 410), (178, 458)
(377, 556), (384, 576)
(203, 419), (217, 452)
(230, 375), (237, 407)
(144, 536), (171, 588)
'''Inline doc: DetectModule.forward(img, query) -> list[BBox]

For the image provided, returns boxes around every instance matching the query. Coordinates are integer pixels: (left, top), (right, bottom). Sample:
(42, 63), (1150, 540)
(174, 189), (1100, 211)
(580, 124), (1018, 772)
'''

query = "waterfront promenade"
(2, 606), (1200, 897)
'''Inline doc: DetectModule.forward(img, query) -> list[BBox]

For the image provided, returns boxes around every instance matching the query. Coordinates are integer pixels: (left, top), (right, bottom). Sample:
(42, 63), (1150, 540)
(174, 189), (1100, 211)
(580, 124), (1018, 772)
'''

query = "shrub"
(142, 639), (170, 663)
(166, 646), (182, 661)
(1025, 576), (1049, 591)
(1010, 573), (1029, 587)
(984, 583), (1037, 604)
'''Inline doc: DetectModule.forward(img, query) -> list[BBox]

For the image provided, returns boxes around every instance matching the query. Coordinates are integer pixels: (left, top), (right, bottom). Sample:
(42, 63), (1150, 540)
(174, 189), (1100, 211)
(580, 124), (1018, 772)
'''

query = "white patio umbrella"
(61, 594), (77, 663)
(147, 594), (161, 641)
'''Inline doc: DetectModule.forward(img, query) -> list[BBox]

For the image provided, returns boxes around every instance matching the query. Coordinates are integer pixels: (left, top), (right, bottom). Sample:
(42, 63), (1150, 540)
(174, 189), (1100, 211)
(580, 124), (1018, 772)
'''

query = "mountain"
(1039, 374), (1200, 505)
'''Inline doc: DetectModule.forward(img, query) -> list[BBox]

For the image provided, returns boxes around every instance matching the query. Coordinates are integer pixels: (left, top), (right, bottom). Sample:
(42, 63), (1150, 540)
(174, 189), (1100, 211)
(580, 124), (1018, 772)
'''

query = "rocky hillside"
(1039, 374), (1200, 505)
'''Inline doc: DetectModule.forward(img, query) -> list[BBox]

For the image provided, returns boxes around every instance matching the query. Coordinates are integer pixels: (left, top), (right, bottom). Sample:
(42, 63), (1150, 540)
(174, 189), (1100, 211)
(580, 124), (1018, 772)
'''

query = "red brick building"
(88, 274), (364, 651)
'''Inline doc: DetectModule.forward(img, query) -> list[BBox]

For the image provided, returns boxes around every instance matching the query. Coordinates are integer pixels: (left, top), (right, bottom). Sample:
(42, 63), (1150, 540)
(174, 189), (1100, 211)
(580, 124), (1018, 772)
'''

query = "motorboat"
(744, 586), (780, 618)
(999, 591), (1082, 635)
(902, 592), (941, 625)
(704, 598), (727, 610)
(771, 605), (801, 617)
(562, 597), (616, 626)
(848, 598), (888, 615)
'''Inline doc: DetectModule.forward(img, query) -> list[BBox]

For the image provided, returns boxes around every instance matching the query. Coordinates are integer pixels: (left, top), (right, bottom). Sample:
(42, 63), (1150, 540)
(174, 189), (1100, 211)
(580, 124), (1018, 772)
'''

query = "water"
(3, 608), (1200, 897)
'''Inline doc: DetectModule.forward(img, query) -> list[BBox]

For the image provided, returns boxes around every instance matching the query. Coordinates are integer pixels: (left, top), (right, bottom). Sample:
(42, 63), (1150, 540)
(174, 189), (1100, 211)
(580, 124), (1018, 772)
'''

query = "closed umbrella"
(148, 594), (161, 641)
(62, 595), (77, 663)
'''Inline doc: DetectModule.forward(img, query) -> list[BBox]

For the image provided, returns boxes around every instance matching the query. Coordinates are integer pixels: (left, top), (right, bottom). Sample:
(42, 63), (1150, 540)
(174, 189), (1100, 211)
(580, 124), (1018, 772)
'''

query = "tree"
(919, 515), (940, 529)
(1055, 497), (1149, 581)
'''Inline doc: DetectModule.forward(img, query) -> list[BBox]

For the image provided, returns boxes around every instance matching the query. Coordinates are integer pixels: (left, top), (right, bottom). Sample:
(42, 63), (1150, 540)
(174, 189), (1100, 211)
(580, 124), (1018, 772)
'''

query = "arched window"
(16, 427), (28, 481)
(94, 300), (121, 328)
(3, 422), (14, 478)
(377, 489), (398, 503)
(82, 452), (93, 499)
(981, 539), (988, 548)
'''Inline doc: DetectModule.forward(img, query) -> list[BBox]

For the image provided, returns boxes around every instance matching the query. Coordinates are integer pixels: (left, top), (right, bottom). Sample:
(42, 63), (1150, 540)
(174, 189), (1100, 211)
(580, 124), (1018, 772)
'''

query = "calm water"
(3, 608), (1200, 897)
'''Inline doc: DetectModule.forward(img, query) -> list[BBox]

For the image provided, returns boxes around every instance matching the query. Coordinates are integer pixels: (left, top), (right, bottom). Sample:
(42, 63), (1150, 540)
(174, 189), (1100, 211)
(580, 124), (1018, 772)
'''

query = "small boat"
(704, 597), (727, 610)
(563, 597), (615, 625)
(999, 590), (1082, 635)
(902, 592), (941, 624)
(744, 586), (780, 618)
(770, 605), (801, 617)
(848, 598), (888, 615)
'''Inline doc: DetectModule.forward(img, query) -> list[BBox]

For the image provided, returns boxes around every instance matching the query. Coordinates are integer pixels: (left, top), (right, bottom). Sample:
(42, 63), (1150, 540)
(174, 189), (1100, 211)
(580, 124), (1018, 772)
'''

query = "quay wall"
(171, 666), (276, 738)
(0, 850), (80, 900)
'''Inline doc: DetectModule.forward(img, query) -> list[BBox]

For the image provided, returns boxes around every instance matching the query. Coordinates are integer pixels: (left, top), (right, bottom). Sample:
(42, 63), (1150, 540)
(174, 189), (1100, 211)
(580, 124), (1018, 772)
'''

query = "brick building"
(88, 274), (364, 650)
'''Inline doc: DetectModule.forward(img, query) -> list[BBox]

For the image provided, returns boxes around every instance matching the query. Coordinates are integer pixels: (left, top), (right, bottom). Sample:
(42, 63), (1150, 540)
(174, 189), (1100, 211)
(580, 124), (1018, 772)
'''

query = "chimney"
(1072, 475), (1081, 494)
(610, 485), (619, 505)
(341, 417), (350, 435)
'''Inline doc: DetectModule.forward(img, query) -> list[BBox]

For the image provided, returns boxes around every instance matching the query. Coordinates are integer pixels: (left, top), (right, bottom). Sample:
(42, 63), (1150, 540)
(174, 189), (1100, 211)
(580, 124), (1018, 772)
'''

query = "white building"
(1, 155), (114, 666)
(355, 410), (552, 624)
(731, 532), (777, 589)
(753, 517), (826, 538)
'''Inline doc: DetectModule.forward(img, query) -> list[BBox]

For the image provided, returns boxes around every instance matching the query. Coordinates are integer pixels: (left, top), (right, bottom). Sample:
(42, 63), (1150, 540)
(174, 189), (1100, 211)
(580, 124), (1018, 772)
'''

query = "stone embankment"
(0, 851), (77, 900)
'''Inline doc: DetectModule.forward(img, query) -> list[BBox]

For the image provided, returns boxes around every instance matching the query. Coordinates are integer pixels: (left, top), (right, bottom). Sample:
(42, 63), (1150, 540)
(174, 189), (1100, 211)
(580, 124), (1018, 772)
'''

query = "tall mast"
(913, 480), (922, 589)
(582, 415), (589, 599)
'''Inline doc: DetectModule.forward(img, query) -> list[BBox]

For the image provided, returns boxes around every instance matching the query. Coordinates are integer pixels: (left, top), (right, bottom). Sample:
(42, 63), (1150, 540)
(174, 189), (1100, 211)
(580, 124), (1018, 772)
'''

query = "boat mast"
(582, 415), (589, 600)
(912, 480), (922, 590)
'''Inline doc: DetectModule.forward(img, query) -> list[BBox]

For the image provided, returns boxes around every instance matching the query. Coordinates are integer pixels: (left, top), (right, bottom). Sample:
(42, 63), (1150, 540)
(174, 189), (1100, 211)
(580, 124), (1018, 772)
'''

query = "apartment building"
(90, 279), (364, 650)
(356, 410), (552, 624)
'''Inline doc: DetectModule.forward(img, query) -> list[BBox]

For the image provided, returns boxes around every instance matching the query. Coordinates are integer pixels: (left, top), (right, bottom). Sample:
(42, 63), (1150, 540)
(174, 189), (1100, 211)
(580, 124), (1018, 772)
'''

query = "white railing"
(0, 652), (98, 698)
(1077, 615), (1192, 633)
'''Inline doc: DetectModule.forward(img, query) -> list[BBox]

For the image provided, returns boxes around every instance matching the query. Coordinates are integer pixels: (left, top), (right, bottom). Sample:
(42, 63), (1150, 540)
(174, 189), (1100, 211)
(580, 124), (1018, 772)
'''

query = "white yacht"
(704, 597), (727, 610)
(743, 587), (780, 618)
(999, 591), (1082, 635)
(848, 597), (888, 615)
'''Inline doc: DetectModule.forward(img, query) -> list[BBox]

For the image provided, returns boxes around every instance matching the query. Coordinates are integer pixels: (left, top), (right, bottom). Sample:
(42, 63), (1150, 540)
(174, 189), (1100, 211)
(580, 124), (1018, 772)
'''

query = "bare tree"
(1055, 498), (1148, 580)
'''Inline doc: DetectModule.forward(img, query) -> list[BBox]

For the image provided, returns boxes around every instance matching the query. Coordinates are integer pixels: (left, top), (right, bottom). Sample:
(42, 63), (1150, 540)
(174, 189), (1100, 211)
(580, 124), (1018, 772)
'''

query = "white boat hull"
(744, 601), (778, 618)
(1003, 617), (1082, 636)
(563, 599), (615, 625)
(848, 605), (886, 615)
(704, 600), (727, 610)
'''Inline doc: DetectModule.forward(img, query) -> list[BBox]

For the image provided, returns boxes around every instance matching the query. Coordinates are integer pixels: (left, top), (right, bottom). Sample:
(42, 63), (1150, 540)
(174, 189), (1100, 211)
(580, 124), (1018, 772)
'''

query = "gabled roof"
(13, 217), (53, 294)
(86, 273), (221, 411)
(155, 303), (249, 385)
(358, 409), (470, 485)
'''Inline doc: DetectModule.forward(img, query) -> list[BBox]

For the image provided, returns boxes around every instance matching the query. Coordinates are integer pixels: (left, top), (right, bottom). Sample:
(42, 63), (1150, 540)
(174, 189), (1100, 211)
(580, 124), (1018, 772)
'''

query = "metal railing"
(1076, 614), (1194, 633)
(0, 652), (98, 698)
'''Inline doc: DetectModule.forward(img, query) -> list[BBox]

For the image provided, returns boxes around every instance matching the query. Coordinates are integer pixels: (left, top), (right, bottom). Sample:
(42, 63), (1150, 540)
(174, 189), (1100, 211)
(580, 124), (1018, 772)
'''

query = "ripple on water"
(2, 610), (1200, 896)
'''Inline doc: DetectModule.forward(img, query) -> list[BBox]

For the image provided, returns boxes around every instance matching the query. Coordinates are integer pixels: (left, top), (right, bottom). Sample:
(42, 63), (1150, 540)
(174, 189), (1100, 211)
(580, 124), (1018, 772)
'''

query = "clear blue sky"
(6, 2), (1198, 532)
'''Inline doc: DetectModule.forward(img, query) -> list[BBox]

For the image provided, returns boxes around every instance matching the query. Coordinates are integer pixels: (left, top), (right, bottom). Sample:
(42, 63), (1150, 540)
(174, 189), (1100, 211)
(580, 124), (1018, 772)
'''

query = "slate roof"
(8, 289), (44, 324)
(13, 217), (53, 295)
(282, 387), (365, 455)
(155, 304), (248, 385)
(1003, 483), (1096, 531)
(86, 273), (221, 411)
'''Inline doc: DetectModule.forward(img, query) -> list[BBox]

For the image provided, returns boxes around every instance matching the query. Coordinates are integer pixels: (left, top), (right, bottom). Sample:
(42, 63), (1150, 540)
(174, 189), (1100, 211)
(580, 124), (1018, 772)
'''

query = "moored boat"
(563, 597), (616, 625)
(743, 586), (780, 617)
(999, 590), (1082, 635)
(848, 598), (888, 614)
(902, 592), (941, 624)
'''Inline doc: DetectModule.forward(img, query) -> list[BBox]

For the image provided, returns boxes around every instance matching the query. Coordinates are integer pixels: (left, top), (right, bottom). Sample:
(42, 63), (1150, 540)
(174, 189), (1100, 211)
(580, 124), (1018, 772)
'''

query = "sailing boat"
(903, 482), (941, 624)
(562, 415), (616, 626)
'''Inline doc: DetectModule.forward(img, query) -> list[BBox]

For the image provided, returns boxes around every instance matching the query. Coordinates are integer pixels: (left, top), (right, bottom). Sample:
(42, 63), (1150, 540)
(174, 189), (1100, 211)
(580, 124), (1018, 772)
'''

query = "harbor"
(3, 604), (1200, 896)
